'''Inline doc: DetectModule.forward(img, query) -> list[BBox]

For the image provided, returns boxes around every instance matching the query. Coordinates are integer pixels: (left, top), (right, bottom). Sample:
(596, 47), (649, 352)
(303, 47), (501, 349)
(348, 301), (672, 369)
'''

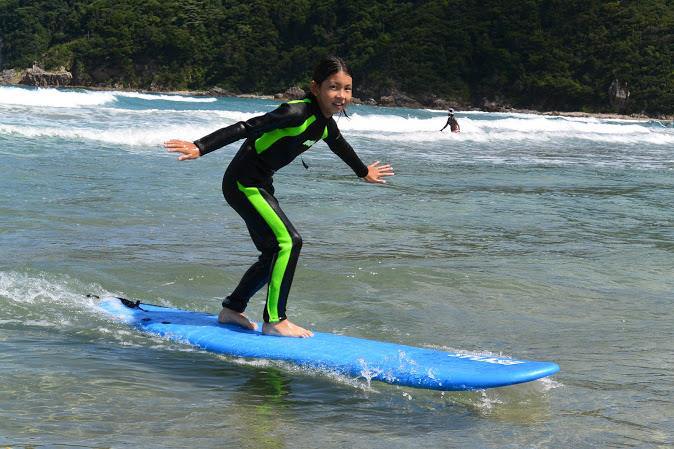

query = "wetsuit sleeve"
(193, 122), (247, 155)
(194, 103), (298, 156)
(324, 119), (369, 178)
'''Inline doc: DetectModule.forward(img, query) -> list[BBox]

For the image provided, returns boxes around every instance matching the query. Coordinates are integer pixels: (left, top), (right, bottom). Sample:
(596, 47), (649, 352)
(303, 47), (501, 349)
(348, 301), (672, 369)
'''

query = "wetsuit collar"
(307, 95), (325, 119)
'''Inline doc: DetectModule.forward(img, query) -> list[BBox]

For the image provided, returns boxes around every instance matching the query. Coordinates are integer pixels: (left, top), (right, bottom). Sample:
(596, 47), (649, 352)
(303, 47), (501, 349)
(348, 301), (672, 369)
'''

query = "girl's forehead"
(324, 71), (352, 84)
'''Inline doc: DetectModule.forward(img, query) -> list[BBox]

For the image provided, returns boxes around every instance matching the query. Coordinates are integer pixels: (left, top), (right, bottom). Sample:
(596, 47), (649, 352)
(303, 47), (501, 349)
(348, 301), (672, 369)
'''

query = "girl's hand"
(164, 139), (200, 161)
(364, 161), (394, 184)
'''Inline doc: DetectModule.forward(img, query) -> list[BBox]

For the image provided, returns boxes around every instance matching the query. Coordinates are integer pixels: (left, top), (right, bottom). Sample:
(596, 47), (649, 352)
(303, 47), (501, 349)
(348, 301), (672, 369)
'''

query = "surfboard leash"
(87, 294), (148, 311)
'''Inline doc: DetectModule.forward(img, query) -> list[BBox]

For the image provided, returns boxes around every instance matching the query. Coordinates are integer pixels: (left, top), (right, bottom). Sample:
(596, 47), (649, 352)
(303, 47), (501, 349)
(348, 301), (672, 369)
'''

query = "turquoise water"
(1, 85), (673, 448)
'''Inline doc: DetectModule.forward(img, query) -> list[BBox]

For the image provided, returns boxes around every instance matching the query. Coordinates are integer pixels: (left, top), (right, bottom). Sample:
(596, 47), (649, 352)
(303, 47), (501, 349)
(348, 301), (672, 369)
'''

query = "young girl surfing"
(164, 56), (394, 337)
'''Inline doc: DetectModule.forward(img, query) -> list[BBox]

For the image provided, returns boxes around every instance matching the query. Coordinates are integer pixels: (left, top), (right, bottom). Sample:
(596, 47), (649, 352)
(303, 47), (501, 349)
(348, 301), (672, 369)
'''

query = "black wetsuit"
(194, 97), (368, 323)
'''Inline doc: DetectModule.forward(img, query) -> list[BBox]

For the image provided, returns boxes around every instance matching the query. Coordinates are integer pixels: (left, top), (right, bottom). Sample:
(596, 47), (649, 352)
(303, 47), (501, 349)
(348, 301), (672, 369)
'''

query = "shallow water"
(1, 85), (673, 448)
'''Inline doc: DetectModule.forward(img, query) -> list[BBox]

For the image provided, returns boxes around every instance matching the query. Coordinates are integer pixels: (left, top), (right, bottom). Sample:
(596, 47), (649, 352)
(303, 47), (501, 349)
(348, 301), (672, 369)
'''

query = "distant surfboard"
(97, 296), (559, 391)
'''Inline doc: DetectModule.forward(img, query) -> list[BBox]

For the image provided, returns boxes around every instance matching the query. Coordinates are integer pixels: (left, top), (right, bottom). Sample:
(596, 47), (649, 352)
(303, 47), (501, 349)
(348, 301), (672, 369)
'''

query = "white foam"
(0, 86), (217, 108)
(0, 104), (271, 147)
(112, 91), (217, 103)
(340, 113), (674, 145)
(0, 86), (116, 108)
(537, 375), (563, 391)
(221, 355), (378, 392)
(0, 271), (102, 308)
(0, 123), (218, 147)
(2, 87), (672, 149)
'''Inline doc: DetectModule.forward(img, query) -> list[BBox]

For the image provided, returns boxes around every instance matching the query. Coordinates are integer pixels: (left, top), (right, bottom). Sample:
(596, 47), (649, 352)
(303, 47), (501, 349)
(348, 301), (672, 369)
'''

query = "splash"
(0, 271), (111, 334)
(223, 355), (378, 392)
(0, 270), (100, 307)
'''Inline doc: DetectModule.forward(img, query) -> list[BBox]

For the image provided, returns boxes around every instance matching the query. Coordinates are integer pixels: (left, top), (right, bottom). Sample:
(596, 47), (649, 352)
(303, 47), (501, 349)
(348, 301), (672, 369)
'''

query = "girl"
(164, 56), (394, 337)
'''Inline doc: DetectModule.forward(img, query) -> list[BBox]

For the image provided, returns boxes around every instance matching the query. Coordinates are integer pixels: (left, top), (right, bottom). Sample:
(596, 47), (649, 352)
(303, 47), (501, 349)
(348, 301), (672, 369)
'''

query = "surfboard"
(97, 296), (559, 391)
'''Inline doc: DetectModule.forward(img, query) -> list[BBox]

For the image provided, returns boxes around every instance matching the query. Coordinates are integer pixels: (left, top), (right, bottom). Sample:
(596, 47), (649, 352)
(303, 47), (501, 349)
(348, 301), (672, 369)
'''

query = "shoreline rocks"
(274, 85), (305, 100)
(1, 69), (21, 84)
(18, 64), (73, 87)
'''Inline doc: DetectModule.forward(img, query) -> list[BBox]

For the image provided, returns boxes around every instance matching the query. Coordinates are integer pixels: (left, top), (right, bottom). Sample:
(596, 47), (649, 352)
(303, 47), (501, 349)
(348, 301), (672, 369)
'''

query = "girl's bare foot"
(218, 307), (257, 331)
(262, 319), (313, 338)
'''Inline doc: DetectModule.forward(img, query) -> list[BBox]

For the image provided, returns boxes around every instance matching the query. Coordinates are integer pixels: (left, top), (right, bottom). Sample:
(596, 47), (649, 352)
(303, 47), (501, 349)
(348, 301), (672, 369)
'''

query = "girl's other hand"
(164, 140), (200, 161)
(364, 161), (394, 184)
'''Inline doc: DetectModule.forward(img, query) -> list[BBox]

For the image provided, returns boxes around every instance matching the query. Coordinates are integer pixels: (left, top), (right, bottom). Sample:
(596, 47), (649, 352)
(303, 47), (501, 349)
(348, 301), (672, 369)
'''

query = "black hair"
(312, 56), (352, 85)
(309, 56), (352, 118)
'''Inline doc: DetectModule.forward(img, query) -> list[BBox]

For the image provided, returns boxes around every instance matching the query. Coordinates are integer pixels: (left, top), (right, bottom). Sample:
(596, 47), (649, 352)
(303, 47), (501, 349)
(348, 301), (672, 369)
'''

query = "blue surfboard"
(97, 296), (559, 391)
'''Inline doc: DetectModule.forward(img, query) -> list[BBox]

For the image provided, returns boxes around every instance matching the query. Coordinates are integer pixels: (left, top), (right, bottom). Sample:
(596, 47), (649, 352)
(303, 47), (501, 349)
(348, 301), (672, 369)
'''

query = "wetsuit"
(194, 97), (368, 323)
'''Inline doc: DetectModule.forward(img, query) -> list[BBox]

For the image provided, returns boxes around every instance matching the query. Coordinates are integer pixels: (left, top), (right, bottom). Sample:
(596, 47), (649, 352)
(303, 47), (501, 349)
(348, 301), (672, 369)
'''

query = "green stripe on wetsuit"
(254, 99), (328, 154)
(236, 181), (291, 322)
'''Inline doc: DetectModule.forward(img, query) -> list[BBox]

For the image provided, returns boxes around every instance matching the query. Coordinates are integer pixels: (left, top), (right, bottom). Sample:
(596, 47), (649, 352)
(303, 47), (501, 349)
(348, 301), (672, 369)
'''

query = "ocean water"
(1, 85), (673, 449)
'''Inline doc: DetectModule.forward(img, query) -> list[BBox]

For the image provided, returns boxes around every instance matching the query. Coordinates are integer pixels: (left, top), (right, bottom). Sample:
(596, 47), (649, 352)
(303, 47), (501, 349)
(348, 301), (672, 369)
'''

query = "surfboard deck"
(97, 296), (559, 391)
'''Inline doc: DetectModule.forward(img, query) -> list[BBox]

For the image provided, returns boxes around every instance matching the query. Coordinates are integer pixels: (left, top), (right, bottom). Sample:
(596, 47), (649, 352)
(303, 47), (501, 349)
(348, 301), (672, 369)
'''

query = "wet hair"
(312, 56), (352, 85)
(309, 56), (352, 118)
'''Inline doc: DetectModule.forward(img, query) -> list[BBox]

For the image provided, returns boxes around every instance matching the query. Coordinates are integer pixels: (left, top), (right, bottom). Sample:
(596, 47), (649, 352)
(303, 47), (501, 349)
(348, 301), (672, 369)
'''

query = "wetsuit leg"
(222, 179), (302, 323)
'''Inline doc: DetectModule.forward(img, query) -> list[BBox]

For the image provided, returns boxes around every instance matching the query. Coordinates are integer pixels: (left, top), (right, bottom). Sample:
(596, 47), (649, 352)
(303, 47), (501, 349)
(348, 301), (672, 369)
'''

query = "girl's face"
(311, 71), (353, 117)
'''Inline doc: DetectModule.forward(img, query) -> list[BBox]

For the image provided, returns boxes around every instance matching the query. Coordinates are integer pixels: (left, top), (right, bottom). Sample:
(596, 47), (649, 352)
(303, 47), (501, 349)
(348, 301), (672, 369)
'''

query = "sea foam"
(1, 86), (672, 149)
(0, 85), (116, 108)
(113, 91), (217, 103)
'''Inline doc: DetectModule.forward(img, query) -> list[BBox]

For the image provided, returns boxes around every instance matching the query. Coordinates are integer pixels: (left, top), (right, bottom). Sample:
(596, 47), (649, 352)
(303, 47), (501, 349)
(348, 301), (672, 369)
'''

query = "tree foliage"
(1, 0), (672, 114)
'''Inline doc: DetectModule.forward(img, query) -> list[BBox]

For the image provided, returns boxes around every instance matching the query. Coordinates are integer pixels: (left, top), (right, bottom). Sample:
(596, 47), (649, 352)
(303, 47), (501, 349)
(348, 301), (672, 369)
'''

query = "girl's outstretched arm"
(324, 119), (393, 183)
(165, 102), (297, 161)
(364, 161), (394, 184)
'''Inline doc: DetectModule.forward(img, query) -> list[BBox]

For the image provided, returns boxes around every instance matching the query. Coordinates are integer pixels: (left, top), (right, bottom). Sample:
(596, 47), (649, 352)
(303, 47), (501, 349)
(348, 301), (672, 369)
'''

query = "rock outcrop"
(377, 89), (422, 108)
(208, 86), (234, 97)
(1, 69), (21, 84)
(18, 64), (72, 87)
(274, 85), (306, 100)
(479, 97), (513, 112)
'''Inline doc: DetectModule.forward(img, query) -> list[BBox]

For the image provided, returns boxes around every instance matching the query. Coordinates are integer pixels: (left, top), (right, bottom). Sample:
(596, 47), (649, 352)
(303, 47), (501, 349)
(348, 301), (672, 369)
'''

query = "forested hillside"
(1, 0), (672, 114)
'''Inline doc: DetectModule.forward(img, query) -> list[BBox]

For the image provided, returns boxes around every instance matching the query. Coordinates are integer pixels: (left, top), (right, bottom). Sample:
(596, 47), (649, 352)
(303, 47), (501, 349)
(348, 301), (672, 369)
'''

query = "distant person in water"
(164, 56), (394, 338)
(440, 108), (460, 133)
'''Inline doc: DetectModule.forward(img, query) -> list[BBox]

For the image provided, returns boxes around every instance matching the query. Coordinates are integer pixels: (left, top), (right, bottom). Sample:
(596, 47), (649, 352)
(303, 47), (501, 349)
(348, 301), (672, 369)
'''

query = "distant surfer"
(164, 57), (394, 338)
(440, 108), (460, 133)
